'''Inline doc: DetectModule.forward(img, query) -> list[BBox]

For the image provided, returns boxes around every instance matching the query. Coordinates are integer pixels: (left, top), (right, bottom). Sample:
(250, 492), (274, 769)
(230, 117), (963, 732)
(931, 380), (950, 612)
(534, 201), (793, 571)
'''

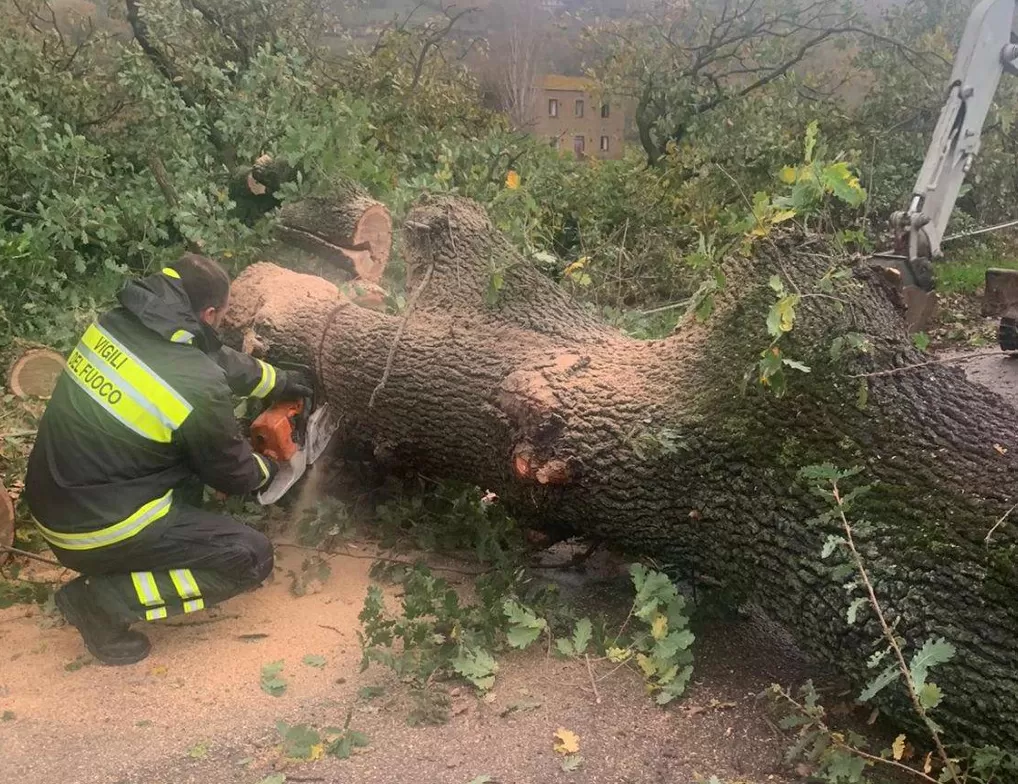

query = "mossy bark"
(225, 195), (1018, 750)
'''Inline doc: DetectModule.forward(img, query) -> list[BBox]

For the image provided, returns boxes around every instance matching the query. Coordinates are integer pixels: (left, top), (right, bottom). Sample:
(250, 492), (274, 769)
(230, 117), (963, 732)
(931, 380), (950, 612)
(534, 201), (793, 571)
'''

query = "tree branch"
(124, 0), (179, 85)
(408, 5), (477, 93)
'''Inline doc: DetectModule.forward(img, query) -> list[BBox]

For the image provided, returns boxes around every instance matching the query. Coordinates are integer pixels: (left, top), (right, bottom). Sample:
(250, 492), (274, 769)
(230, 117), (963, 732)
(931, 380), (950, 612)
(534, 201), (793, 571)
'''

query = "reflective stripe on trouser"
(64, 322), (193, 443)
(86, 565), (250, 624)
(169, 568), (205, 614)
(55, 504), (275, 626)
(131, 571), (168, 621)
(35, 490), (173, 551)
(115, 568), (209, 622)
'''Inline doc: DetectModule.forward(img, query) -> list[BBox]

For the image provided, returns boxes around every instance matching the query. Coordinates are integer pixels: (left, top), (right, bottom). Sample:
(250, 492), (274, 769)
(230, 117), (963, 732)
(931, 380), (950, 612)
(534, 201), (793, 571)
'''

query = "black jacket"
(25, 269), (280, 545)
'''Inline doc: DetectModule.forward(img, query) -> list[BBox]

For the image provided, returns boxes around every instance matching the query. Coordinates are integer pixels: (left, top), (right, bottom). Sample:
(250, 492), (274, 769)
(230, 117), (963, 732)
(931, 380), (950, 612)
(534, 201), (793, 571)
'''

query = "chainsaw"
(249, 364), (337, 505)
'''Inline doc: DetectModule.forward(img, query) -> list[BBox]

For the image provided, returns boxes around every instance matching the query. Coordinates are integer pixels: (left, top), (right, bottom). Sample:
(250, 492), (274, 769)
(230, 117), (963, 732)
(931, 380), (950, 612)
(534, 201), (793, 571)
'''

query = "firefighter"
(24, 253), (310, 665)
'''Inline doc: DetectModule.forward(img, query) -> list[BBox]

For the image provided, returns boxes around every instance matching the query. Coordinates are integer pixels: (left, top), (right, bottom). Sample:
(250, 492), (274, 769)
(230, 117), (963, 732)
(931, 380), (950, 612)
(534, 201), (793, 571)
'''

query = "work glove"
(272, 369), (313, 401)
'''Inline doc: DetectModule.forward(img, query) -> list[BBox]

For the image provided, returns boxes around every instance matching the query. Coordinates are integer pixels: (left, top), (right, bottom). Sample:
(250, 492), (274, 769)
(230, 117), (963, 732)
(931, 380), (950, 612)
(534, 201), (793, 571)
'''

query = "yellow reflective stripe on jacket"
(253, 454), (271, 488)
(82, 324), (191, 424)
(162, 267), (181, 279)
(35, 490), (173, 551)
(170, 329), (195, 345)
(250, 360), (277, 399)
(65, 323), (193, 443)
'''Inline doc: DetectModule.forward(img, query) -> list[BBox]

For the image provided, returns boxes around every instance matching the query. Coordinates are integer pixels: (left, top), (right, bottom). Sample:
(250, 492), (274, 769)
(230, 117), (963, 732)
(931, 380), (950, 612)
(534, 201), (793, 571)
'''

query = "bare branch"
(408, 5), (477, 93)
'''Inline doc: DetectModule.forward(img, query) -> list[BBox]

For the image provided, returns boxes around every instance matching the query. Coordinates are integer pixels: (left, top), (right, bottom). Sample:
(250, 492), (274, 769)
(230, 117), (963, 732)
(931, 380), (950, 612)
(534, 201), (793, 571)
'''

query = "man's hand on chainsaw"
(272, 369), (313, 401)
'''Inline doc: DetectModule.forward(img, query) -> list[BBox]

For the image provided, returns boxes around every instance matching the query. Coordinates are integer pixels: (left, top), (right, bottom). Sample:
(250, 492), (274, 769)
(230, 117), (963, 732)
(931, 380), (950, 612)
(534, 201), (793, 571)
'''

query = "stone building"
(531, 75), (626, 160)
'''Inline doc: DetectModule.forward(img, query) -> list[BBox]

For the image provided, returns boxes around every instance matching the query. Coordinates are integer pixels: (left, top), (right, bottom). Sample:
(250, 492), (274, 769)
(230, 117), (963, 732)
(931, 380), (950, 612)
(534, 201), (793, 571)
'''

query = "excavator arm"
(877, 0), (1018, 341)
(892, 0), (1018, 277)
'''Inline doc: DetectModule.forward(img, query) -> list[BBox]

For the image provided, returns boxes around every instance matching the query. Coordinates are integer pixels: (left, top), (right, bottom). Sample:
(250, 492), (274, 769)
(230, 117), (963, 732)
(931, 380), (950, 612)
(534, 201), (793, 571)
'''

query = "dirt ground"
(0, 534), (824, 784)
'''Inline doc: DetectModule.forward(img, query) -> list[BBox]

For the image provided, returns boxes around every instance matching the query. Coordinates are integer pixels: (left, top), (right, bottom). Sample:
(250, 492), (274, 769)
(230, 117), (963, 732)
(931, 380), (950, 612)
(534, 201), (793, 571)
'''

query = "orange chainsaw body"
(250, 400), (304, 462)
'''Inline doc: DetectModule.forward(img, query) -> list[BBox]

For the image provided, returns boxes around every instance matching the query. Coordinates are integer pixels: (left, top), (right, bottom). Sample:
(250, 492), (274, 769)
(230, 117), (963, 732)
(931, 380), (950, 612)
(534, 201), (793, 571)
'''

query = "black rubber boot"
(56, 579), (151, 666)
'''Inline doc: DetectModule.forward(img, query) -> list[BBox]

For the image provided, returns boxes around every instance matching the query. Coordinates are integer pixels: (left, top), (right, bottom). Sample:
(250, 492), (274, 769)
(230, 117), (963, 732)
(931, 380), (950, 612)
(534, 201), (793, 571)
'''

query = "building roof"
(541, 74), (597, 92)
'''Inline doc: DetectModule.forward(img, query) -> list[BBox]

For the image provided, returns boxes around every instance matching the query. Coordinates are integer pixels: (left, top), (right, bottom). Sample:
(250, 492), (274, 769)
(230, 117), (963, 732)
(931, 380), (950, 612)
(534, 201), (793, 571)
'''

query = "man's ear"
(198, 306), (218, 327)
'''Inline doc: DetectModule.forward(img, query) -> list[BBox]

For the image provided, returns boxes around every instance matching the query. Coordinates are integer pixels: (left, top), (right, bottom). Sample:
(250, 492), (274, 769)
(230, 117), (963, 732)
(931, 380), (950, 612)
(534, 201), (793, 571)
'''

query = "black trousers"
(52, 504), (274, 625)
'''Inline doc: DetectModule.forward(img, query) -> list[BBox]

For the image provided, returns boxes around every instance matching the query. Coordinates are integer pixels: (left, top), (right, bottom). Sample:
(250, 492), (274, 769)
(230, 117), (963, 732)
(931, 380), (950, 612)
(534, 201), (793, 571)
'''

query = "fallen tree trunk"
(225, 195), (1018, 750)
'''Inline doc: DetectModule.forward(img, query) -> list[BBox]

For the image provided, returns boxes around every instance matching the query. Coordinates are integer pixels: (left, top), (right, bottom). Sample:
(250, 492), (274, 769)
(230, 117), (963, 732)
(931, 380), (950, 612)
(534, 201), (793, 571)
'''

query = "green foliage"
(276, 721), (322, 761)
(296, 499), (354, 548)
(275, 712), (369, 762)
(555, 618), (593, 658)
(451, 647), (499, 692)
(504, 600), (548, 649)
(260, 660), (287, 697)
(627, 564), (696, 705)
(357, 565), (504, 691)
(326, 721), (371, 761)
(501, 564), (695, 706)
(373, 482), (525, 567)
(776, 122), (867, 220)
(287, 555), (331, 598)
(0, 574), (51, 609)
(358, 550), (694, 715)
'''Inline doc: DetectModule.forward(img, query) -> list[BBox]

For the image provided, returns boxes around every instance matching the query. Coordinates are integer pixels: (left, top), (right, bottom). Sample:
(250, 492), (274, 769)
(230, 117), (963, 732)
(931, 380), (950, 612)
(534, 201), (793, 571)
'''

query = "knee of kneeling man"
(248, 532), (275, 582)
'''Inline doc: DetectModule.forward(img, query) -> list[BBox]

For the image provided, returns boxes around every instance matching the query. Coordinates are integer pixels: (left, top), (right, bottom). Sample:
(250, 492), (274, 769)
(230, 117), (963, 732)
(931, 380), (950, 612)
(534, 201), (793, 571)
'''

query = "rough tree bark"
(225, 195), (1018, 750)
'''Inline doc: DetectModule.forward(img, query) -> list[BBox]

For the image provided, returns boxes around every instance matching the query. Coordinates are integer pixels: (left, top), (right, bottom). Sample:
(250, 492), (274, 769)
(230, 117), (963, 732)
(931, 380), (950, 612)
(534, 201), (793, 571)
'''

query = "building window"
(575, 99), (584, 118)
(573, 135), (585, 157)
(548, 98), (559, 117)
(600, 135), (610, 152)
(601, 103), (610, 119)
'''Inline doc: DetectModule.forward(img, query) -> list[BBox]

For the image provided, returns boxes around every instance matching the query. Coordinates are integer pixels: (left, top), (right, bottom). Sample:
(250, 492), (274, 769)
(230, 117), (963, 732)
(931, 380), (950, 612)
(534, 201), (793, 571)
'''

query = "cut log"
(0, 481), (14, 565)
(229, 158), (392, 282)
(277, 181), (392, 284)
(224, 195), (1018, 750)
(7, 349), (65, 399)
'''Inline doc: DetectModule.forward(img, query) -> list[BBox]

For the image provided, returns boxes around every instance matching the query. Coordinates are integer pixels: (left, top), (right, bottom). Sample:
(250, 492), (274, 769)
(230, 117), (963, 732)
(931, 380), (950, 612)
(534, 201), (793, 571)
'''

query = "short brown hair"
(170, 253), (231, 313)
